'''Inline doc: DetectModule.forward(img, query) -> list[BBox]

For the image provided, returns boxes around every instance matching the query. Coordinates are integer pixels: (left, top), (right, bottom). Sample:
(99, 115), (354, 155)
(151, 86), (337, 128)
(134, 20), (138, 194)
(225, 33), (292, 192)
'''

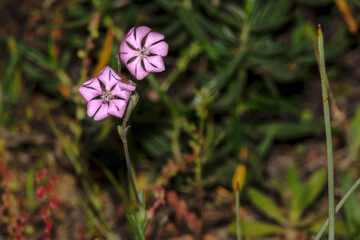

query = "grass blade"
(317, 24), (335, 240)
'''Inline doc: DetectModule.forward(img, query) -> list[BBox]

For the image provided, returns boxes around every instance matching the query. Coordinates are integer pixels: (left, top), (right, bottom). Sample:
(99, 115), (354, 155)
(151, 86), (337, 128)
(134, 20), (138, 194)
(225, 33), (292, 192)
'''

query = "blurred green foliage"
(1, 0), (360, 239)
(229, 166), (330, 238)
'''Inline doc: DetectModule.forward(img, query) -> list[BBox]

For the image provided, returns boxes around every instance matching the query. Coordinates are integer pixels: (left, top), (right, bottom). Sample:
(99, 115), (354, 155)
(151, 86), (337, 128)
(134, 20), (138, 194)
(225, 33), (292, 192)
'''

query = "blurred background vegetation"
(1, 0), (360, 239)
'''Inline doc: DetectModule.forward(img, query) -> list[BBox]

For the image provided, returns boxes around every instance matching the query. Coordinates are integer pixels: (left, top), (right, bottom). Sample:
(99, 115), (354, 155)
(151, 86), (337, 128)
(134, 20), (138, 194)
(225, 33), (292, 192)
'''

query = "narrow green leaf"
(310, 219), (347, 236)
(287, 164), (305, 221)
(9, 70), (22, 104)
(340, 173), (360, 237)
(91, 158), (129, 209)
(3, 38), (20, 89)
(256, 130), (274, 158)
(349, 105), (360, 149)
(26, 168), (36, 211)
(314, 178), (360, 240)
(207, 49), (247, 95)
(17, 41), (55, 70)
(318, 25), (335, 240)
(248, 188), (286, 224)
(229, 221), (284, 237)
(126, 214), (143, 238)
(178, 8), (218, 59)
(258, 122), (321, 140)
(301, 169), (326, 213)
(287, 164), (300, 194)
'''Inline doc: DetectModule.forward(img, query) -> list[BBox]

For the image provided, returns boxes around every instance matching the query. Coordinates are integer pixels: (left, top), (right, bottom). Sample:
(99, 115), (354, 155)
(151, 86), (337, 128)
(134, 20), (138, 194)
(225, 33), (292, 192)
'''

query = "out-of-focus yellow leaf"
(91, 27), (115, 77)
(334, 0), (358, 35)
(136, 172), (148, 191)
(57, 83), (71, 98)
(216, 186), (232, 198)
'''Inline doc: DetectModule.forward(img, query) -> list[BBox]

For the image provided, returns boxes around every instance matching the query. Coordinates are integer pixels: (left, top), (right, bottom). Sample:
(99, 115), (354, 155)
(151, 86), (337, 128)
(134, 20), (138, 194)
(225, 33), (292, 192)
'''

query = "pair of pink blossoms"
(79, 26), (168, 121)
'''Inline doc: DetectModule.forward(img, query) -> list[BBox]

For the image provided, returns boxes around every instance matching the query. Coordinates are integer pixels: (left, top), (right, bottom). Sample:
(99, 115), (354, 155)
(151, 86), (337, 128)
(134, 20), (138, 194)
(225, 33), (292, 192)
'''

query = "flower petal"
(87, 99), (102, 117)
(82, 77), (102, 91)
(135, 59), (149, 80)
(94, 103), (109, 121)
(145, 32), (165, 48)
(125, 58), (138, 78)
(108, 99), (127, 118)
(119, 39), (138, 55)
(135, 26), (151, 48)
(122, 27), (138, 49)
(108, 69), (122, 90)
(97, 66), (111, 88)
(97, 66), (122, 90)
(118, 81), (136, 92)
(113, 88), (131, 101)
(79, 78), (101, 101)
(144, 56), (165, 72)
(120, 52), (139, 65)
(147, 41), (168, 57)
(126, 57), (149, 80)
(79, 87), (100, 102)
(125, 27), (135, 38)
(112, 82), (136, 100)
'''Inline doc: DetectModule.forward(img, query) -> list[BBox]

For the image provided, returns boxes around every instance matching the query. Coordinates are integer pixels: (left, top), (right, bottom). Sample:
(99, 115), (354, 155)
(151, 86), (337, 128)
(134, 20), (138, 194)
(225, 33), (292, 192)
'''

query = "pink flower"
(78, 66), (136, 121)
(119, 26), (168, 80)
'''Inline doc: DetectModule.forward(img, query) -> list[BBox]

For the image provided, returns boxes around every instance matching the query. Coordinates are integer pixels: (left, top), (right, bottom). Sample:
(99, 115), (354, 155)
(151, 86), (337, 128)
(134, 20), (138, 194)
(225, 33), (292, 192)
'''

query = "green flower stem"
(235, 191), (242, 240)
(121, 134), (142, 207)
(0, 83), (3, 125)
(318, 24), (335, 240)
(314, 178), (360, 240)
(195, 157), (202, 185)
(171, 117), (182, 163)
(119, 119), (142, 207)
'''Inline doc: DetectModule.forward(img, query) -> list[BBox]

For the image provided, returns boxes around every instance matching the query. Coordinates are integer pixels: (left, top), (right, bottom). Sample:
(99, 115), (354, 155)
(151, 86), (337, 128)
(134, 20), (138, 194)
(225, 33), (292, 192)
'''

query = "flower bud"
(232, 164), (247, 192)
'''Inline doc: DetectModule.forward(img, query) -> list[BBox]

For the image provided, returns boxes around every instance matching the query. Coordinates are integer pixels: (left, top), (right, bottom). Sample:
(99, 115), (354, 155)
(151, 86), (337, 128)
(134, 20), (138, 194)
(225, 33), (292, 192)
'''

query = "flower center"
(138, 48), (149, 58)
(101, 90), (113, 103)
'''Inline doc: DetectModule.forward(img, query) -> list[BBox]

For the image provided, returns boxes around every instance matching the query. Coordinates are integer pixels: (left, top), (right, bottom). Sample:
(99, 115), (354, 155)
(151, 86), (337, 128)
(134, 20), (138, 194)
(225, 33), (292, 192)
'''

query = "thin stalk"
(0, 83), (3, 125)
(120, 120), (142, 207)
(318, 24), (335, 240)
(195, 157), (202, 184)
(171, 117), (182, 163)
(79, 35), (93, 84)
(122, 138), (142, 206)
(194, 157), (204, 240)
(314, 178), (360, 240)
(235, 191), (242, 240)
(194, 154), (203, 239)
(116, 51), (121, 76)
